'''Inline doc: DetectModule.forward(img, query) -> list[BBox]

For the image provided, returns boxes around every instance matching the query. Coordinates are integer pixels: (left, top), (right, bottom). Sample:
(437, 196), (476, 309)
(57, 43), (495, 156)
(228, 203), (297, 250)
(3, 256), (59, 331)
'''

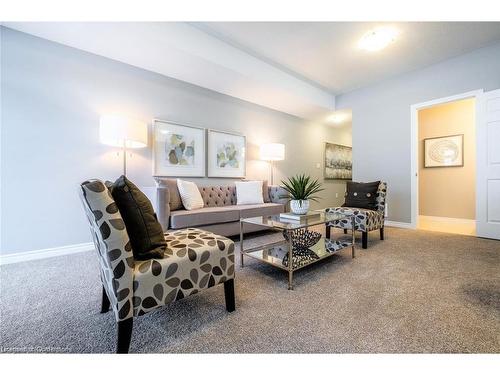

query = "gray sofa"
(156, 179), (288, 236)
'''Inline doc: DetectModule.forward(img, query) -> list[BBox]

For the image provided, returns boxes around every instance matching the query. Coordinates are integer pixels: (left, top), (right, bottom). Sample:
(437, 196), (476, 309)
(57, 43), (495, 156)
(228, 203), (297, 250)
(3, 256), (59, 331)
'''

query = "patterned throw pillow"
(110, 176), (166, 260)
(343, 181), (380, 211)
(177, 179), (204, 210)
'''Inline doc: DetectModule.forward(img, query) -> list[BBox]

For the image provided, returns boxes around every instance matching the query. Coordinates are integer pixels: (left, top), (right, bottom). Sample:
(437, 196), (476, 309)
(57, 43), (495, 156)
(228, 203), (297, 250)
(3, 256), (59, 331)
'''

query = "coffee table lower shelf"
(240, 235), (354, 290)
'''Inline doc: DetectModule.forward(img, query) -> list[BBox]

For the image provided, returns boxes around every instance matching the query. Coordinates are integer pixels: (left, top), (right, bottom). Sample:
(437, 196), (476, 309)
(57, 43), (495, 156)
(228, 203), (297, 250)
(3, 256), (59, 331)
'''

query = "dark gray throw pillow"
(110, 176), (165, 260)
(343, 181), (380, 211)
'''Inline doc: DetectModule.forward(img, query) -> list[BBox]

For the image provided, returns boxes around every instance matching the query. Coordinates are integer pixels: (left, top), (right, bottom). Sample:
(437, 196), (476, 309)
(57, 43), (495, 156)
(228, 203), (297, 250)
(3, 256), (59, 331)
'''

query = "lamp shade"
(99, 115), (147, 148)
(260, 143), (285, 161)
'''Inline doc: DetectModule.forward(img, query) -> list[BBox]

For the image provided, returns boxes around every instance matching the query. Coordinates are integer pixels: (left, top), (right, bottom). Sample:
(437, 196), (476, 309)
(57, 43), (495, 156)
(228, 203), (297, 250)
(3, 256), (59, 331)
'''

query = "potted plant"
(281, 174), (324, 215)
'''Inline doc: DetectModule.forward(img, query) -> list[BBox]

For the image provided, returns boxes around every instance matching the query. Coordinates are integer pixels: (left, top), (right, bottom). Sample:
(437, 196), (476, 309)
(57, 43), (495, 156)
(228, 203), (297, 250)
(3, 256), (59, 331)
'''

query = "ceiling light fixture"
(327, 111), (351, 125)
(358, 27), (398, 52)
(329, 114), (346, 124)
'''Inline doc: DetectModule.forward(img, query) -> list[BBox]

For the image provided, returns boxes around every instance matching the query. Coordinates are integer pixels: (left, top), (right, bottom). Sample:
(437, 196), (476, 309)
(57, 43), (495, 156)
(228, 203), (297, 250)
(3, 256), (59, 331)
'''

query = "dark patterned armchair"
(325, 181), (387, 249)
(79, 179), (235, 353)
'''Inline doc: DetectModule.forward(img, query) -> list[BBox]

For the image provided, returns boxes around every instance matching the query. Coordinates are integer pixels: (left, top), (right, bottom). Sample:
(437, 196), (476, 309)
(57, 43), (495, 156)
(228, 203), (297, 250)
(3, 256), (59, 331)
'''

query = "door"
(477, 89), (500, 239)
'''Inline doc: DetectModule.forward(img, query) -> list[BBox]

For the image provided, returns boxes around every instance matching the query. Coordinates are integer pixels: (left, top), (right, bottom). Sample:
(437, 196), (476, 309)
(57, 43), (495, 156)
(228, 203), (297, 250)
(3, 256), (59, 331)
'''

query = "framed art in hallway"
(324, 142), (352, 180)
(207, 129), (246, 178)
(152, 119), (206, 177)
(424, 134), (464, 168)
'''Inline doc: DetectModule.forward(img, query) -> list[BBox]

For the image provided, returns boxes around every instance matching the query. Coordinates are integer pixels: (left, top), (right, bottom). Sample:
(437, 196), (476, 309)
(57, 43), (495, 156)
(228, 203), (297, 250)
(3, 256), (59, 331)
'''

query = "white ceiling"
(197, 22), (500, 94)
(5, 22), (500, 122)
(5, 22), (334, 121)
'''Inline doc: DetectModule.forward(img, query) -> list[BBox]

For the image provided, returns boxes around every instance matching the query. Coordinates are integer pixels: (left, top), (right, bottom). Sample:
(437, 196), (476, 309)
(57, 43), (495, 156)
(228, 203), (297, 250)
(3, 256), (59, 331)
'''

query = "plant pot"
(290, 199), (310, 215)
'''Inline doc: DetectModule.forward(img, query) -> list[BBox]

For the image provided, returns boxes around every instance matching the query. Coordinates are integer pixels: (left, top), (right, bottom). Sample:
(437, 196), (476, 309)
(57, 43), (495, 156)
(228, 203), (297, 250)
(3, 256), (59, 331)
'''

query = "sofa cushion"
(238, 203), (284, 219)
(164, 178), (183, 211)
(170, 206), (240, 229)
(110, 176), (166, 260)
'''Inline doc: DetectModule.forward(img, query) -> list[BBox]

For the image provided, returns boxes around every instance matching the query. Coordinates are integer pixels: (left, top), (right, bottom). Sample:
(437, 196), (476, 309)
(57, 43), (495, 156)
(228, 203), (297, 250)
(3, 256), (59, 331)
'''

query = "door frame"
(410, 89), (484, 229)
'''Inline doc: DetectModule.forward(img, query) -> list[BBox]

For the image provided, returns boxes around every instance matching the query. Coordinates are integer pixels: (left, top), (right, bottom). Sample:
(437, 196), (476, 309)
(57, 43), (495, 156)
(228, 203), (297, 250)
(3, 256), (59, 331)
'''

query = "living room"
(1, 0), (499, 373)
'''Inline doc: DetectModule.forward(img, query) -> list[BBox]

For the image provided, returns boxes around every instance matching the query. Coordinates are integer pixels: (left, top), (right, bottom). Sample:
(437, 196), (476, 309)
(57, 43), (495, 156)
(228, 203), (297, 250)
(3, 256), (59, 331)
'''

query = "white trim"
(410, 89), (483, 230)
(385, 220), (413, 229)
(0, 242), (94, 266)
(419, 215), (476, 225)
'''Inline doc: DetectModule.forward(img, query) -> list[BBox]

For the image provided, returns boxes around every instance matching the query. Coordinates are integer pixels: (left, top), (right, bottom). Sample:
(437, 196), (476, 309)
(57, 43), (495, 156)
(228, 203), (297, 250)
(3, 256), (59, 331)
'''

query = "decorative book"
(279, 211), (320, 222)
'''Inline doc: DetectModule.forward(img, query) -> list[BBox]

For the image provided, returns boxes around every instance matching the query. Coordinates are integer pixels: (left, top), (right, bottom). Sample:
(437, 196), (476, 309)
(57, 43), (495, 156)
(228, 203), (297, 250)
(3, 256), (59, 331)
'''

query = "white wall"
(336, 41), (500, 223)
(0, 27), (350, 255)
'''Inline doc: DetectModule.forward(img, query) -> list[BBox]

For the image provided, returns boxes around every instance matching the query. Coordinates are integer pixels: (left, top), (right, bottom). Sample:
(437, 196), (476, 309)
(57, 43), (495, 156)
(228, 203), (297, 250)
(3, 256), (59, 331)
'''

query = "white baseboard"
(0, 242), (94, 266)
(419, 215), (476, 225)
(385, 220), (414, 229)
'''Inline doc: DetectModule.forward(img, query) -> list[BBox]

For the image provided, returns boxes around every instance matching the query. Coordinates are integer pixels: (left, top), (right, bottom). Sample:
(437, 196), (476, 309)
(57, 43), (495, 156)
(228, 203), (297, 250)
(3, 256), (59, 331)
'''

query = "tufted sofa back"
(198, 185), (237, 207)
(155, 178), (290, 231)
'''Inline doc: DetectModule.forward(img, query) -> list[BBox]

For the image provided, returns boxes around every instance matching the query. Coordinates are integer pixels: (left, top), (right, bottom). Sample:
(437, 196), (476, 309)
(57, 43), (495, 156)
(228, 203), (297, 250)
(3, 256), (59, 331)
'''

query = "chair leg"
(380, 227), (384, 240)
(117, 318), (133, 354)
(325, 226), (331, 239)
(343, 229), (348, 234)
(101, 286), (110, 313)
(224, 279), (235, 312)
(362, 231), (368, 249)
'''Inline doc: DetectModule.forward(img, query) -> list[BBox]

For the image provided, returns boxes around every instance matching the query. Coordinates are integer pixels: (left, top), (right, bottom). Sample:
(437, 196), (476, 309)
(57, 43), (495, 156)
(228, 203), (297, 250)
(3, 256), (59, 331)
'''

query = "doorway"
(410, 91), (482, 236)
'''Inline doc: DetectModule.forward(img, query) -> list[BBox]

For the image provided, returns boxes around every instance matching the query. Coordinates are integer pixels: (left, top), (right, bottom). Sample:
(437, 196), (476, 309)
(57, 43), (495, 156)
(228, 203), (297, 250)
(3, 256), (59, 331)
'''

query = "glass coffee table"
(239, 211), (355, 290)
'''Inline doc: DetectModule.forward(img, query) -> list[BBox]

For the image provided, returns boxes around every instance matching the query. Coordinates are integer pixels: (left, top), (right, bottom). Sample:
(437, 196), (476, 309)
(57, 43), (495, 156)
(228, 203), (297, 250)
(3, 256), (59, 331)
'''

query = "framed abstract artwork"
(324, 142), (352, 180)
(207, 130), (246, 178)
(152, 119), (205, 177)
(424, 134), (464, 168)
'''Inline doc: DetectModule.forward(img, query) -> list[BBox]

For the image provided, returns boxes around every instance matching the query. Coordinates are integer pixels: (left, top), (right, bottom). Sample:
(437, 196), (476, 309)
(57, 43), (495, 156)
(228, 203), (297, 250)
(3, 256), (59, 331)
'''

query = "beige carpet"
(0, 227), (499, 353)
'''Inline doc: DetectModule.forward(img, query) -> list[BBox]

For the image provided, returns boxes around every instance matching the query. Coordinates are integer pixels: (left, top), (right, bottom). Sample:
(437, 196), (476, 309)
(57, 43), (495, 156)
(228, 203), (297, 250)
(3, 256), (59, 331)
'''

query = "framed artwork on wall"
(324, 142), (352, 180)
(207, 130), (246, 178)
(152, 119), (205, 177)
(424, 134), (464, 168)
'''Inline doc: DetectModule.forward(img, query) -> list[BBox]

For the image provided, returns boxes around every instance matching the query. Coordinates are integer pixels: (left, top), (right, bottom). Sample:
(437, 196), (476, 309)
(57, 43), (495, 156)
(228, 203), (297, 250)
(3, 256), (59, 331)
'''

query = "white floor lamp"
(260, 143), (285, 185)
(99, 115), (148, 176)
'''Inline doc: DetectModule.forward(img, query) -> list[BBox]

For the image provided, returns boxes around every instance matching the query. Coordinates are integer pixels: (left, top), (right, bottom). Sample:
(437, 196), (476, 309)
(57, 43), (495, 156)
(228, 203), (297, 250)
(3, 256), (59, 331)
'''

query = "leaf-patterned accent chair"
(79, 179), (235, 353)
(325, 181), (387, 249)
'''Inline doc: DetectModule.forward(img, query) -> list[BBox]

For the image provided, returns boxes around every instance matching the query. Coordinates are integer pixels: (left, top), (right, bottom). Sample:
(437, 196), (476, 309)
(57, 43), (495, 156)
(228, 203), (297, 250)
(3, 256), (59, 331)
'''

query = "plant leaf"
(280, 174), (324, 200)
